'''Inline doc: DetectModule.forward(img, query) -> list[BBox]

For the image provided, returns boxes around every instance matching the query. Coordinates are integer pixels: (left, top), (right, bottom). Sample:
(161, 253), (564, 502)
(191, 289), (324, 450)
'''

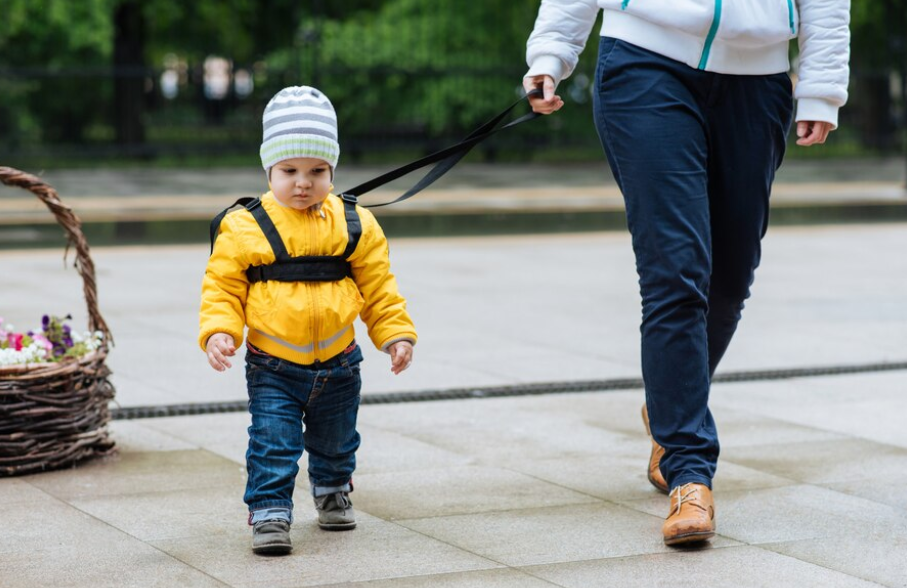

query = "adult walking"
(523, 1), (850, 545)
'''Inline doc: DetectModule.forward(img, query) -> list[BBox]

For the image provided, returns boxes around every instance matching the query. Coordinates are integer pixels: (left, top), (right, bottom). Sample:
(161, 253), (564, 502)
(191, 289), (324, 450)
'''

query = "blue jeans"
(593, 37), (793, 490)
(244, 341), (363, 524)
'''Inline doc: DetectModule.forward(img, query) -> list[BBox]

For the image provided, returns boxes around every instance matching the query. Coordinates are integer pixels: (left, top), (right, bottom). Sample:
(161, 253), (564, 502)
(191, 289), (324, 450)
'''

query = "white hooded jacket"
(526, 0), (850, 127)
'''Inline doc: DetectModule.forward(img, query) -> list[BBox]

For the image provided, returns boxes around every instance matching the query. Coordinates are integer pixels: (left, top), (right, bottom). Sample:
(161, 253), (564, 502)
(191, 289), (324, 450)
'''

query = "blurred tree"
(0, 0), (382, 153)
(846, 0), (906, 151)
(272, 0), (567, 158)
(114, 0), (145, 147)
(0, 0), (115, 145)
(1, 0), (904, 161)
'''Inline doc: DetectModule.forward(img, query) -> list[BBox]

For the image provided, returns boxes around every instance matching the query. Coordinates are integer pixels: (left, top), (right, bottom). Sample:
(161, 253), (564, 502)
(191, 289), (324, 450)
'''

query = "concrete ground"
(2, 223), (907, 587)
(1, 160), (907, 586)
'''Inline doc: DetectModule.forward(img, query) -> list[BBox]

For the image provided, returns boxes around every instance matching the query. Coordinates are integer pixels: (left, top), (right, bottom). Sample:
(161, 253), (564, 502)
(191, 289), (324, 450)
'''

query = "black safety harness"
(209, 193), (361, 283)
(208, 89), (541, 283)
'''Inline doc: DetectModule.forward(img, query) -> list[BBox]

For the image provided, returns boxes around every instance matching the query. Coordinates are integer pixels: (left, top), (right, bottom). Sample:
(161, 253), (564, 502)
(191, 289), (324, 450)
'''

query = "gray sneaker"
(252, 519), (292, 555)
(314, 492), (357, 531)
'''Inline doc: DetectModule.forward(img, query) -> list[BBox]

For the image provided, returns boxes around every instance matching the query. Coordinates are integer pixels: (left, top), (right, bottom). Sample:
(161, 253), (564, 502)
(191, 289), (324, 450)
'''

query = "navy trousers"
(593, 37), (793, 489)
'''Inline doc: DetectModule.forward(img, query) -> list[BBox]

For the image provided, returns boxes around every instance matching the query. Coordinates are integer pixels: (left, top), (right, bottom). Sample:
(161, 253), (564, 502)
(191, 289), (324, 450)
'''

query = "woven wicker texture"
(0, 167), (116, 476)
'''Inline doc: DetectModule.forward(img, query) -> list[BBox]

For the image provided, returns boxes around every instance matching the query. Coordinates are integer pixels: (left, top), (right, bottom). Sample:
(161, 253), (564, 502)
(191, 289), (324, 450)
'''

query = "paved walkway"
(1, 222), (907, 586)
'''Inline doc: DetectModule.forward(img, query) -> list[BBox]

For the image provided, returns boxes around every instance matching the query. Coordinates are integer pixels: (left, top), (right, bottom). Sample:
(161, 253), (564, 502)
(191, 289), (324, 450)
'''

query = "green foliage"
(0, 0), (115, 65)
(262, 0), (607, 161)
(850, 0), (903, 69)
(143, 0), (298, 64)
(0, 0), (117, 144)
(1, 0), (904, 163)
(278, 0), (545, 138)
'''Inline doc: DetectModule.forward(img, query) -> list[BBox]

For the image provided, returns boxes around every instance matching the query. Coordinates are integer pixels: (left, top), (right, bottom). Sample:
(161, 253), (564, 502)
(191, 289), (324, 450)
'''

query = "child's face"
(269, 157), (333, 210)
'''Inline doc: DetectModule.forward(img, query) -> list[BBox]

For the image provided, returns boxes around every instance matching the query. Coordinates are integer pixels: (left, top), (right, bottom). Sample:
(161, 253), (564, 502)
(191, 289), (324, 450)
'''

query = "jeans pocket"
(246, 352), (280, 387)
(596, 36), (621, 89)
(338, 344), (364, 378)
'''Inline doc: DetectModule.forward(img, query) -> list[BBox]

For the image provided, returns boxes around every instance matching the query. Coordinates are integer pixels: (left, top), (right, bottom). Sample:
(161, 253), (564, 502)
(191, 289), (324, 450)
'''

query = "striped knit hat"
(260, 86), (339, 174)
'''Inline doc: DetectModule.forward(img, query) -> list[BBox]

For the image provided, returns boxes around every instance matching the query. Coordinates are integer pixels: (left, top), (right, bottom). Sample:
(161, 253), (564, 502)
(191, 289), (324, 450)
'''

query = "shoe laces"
(670, 483), (702, 515)
(333, 492), (352, 509)
(320, 491), (352, 511)
(254, 519), (289, 531)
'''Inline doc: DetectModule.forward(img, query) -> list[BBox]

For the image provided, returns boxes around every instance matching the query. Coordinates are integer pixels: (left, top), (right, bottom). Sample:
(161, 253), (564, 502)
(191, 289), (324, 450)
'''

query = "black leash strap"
(342, 89), (542, 208)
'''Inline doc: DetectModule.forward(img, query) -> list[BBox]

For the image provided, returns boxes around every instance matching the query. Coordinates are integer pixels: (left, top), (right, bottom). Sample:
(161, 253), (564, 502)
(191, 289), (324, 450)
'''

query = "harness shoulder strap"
(209, 197), (259, 254)
(248, 202), (291, 261)
(340, 194), (361, 259)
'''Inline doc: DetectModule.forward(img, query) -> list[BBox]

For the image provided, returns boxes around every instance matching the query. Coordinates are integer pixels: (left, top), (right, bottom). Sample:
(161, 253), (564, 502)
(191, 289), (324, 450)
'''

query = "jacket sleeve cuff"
(199, 329), (244, 353)
(525, 55), (567, 88)
(379, 335), (417, 353)
(795, 98), (839, 129)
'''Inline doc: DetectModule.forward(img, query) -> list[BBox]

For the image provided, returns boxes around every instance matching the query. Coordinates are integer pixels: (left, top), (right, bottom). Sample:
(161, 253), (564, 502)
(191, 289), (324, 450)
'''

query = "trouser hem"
(311, 481), (352, 497)
(670, 475), (712, 491)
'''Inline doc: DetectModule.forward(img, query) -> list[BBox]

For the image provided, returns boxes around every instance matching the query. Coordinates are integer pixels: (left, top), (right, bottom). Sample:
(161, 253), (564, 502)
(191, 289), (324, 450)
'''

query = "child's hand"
(388, 341), (413, 375)
(206, 333), (236, 371)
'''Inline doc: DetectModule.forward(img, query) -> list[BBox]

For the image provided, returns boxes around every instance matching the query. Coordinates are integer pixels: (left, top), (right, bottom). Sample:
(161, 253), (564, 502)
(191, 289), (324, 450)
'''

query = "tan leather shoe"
(662, 483), (715, 546)
(641, 404), (669, 494)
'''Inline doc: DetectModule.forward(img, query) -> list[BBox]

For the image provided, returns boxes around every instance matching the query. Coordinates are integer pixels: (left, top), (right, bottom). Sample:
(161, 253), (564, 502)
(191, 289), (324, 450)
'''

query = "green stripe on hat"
(260, 86), (341, 171)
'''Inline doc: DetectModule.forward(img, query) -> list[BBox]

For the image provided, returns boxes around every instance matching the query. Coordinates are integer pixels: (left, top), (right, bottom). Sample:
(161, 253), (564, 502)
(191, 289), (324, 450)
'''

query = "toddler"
(200, 85), (416, 555)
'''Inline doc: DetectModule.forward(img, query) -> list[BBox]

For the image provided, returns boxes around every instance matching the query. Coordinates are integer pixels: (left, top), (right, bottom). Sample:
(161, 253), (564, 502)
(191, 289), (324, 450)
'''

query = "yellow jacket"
(199, 192), (416, 364)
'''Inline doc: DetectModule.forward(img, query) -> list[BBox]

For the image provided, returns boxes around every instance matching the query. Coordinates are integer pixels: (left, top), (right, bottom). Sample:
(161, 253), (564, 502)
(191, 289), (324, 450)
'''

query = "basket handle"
(0, 166), (112, 343)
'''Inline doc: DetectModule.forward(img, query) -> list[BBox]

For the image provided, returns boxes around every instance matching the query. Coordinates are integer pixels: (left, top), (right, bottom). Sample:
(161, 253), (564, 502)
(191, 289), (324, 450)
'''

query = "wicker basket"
(0, 167), (116, 476)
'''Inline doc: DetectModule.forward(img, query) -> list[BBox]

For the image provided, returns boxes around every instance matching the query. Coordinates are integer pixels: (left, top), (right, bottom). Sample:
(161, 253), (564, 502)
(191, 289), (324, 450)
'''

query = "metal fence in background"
(0, 5), (903, 167)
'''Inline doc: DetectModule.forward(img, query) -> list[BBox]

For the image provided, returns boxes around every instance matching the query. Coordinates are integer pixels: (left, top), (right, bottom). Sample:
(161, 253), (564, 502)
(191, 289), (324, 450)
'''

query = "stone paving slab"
(150, 520), (500, 588)
(2, 226), (906, 408)
(722, 437), (907, 486)
(763, 536), (907, 588)
(2, 377), (907, 587)
(521, 546), (886, 588)
(506, 451), (797, 501)
(398, 502), (741, 567)
(23, 450), (245, 500)
(351, 465), (599, 520)
(0, 492), (230, 588)
(318, 568), (563, 588)
(2, 220), (907, 586)
(711, 373), (907, 450)
(825, 477), (907, 514)
(1, 541), (228, 588)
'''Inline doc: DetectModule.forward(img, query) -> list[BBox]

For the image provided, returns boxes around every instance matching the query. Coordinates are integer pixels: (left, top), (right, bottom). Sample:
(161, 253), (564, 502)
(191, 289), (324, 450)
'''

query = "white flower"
(0, 342), (48, 366)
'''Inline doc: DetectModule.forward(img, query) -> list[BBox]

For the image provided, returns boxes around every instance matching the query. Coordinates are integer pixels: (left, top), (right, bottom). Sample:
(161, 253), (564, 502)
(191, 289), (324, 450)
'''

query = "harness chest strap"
(209, 194), (362, 283)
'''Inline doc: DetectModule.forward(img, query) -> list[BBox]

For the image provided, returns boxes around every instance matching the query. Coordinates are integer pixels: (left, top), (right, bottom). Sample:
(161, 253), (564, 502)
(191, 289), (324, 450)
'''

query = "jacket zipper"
(787, 0), (795, 34)
(697, 0), (722, 70)
(308, 211), (320, 359)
